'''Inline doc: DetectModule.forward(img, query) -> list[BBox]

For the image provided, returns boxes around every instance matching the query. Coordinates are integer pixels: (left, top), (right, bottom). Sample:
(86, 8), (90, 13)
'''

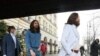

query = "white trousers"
(59, 49), (80, 56)
(69, 51), (80, 56)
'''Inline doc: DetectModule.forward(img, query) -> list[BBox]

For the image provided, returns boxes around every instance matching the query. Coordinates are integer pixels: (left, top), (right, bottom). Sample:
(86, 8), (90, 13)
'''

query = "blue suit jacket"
(2, 33), (21, 56)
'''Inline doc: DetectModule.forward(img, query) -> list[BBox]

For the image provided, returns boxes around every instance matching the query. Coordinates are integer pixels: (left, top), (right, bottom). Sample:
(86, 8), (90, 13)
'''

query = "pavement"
(84, 52), (100, 56)
(46, 54), (58, 56)
(45, 53), (100, 56)
(84, 52), (90, 56)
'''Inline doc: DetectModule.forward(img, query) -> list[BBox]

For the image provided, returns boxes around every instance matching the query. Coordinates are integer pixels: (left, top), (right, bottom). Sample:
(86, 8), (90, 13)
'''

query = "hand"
(38, 48), (40, 51)
(3, 55), (6, 56)
(71, 49), (79, 53)
(30, 49), (35, 56)
(74, 50), (79, 53)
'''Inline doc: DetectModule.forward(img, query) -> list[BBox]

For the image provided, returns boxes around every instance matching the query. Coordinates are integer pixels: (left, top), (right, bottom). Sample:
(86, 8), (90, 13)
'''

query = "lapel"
(15, 35), (19, 48)
(9, 34), (15, 46)
(9, 33), (19, 48)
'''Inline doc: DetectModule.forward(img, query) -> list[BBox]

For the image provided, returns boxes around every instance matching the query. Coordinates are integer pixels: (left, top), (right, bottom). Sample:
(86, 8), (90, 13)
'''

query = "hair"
(95, 39), (99, 43)
(30, 20), (40, 33)
(66, 13), (79, 26)
(8, 26), (15, 33)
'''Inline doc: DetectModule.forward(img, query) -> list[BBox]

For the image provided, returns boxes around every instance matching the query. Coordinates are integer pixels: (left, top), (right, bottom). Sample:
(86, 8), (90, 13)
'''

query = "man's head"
(8, 26), (16, 34)
(95, 39), (99, 44)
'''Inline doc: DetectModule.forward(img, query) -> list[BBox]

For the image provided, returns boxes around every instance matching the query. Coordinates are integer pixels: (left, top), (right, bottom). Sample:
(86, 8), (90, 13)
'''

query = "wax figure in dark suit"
(2, 26), (21, 56)
(90, 39), (100, 56)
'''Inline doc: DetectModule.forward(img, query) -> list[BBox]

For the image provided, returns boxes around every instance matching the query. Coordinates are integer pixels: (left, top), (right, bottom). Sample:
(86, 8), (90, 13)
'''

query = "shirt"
(10, 33), (16, 48)
(25, 30), (41, 50)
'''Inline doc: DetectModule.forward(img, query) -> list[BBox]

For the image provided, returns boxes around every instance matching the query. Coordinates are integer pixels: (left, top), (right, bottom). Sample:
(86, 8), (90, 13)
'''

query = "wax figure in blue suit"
(2, 26), (21, 56)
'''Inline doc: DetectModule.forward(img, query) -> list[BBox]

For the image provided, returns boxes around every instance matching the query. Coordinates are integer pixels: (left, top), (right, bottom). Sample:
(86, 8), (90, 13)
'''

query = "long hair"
(67, 13), (79, 26)
(30, 20), (40, 33)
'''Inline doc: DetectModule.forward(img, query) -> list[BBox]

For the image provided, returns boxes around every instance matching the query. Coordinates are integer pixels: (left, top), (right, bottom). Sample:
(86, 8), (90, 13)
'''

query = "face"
(96, 39), (99, 44)
(10, 29), (16, 34)
(76, 17), (80, 23)
(33, 21), (39, 29)
(75, 16), (80, 26)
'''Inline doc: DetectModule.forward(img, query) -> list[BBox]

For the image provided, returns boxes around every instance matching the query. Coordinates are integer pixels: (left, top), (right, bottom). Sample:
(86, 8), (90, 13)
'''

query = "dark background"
(0, 0), (100, 19)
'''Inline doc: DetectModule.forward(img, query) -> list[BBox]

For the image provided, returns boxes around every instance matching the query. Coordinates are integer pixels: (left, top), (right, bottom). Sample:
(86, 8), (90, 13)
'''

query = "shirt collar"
(10, 33), (15, 36)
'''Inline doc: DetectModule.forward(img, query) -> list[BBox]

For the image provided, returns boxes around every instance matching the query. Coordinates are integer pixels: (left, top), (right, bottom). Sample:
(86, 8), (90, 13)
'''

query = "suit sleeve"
(2, 35), (7, 55)
(94, 42), (100, 49)
(25, 31), (31, 50)
(61, 25), (73, 55)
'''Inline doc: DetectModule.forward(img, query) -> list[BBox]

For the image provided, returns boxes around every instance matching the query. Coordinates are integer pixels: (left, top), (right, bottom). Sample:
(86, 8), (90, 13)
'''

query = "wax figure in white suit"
(59, 13), (81, 56)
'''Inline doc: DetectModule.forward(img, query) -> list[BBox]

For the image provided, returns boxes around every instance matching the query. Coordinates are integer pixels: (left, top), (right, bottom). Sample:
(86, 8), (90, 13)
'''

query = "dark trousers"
(91, 54), (98, 56)
(0, 51), (2, 56)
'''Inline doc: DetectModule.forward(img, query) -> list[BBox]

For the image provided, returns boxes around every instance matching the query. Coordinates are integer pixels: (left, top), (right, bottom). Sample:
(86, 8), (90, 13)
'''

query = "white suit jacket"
(59, 24), (80, 56)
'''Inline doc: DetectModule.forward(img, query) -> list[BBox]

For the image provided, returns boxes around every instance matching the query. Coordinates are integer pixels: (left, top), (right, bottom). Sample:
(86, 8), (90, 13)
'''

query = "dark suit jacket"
(2, 33), (21, 56)
(90, 41), (100, 56)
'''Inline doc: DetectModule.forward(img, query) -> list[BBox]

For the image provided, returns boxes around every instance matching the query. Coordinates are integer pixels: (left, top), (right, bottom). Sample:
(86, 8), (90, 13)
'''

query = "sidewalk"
(46, 54), (58, 56)
(84, 52), (90, 56)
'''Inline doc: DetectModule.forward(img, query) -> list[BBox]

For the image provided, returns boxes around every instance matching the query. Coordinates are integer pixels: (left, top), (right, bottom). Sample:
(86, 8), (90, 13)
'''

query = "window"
(51, 26), (52, 34)
(43, 20), (45, 30)
(47, 24), (49, 32)
(45, 22), (47, 31)
(43, 20), (47, 31)
(38, 16), (41, 22)
(49, 25), (51, 33)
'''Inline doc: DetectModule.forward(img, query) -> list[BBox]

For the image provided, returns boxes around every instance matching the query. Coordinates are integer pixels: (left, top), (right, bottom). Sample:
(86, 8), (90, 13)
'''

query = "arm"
(25, 31), (32, 50)
(61, 25), (73, 55)
(38, 33), (41, 51)
(98, 45), (100, 49)
(95, 43), (100, 49)
(25, 31), (35, 56)
(38, 44), (41, 51)
(2, 35), (7, 56)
